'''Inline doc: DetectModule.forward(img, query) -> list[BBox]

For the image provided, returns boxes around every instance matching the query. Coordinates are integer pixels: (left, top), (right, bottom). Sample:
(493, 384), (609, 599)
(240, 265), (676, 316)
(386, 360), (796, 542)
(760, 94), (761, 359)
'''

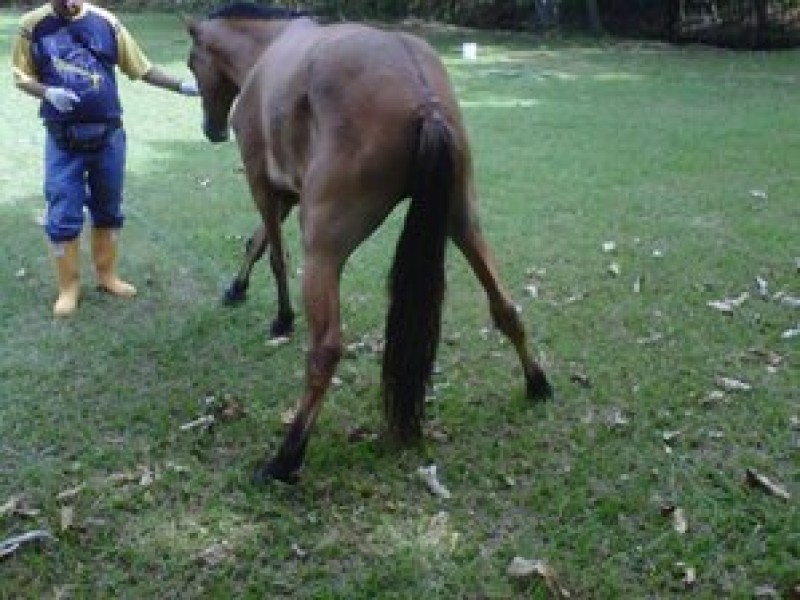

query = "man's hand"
(178, 80), (200, 96)
(44, 87), (80, 113)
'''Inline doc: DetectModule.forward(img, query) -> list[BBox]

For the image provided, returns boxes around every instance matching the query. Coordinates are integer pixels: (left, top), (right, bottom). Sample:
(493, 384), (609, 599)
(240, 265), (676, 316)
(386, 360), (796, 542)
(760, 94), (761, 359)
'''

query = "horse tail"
(382, 108), (455, 444)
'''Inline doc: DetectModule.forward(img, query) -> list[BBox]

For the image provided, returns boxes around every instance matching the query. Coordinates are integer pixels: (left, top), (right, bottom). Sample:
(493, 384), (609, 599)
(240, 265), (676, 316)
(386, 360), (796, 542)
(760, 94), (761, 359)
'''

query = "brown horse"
(186, 3), (552, 483)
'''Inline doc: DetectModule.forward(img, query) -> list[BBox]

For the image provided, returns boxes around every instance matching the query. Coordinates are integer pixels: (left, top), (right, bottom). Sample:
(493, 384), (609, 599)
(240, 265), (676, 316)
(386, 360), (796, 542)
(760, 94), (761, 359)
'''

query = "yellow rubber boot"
(91, 228), (137, 297)
(52, 238), (81, 317)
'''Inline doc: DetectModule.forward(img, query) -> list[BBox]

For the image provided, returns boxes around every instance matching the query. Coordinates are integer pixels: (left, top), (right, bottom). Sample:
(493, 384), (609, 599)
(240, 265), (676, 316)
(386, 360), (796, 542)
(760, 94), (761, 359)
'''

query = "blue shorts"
(43, 126), (127, 243)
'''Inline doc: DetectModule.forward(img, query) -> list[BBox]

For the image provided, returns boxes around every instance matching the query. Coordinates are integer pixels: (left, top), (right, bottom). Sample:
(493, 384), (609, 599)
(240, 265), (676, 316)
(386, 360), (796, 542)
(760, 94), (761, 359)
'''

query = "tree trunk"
(666, 0), (682, 42)
(753, 0), (769, 49)
(585, 0), (603, 34)
(533, 0), (559, 27)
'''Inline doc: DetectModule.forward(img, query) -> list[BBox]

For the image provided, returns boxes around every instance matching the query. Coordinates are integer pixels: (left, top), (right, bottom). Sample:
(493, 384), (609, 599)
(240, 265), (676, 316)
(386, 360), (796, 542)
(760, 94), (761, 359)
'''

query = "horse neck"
(219, 20), (293, 86)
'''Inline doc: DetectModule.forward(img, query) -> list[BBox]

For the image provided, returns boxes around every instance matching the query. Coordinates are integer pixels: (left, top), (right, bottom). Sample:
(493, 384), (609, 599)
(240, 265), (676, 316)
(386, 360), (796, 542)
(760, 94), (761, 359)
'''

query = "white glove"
(44, 87), (80, 113)
(178, 80), (199, 96)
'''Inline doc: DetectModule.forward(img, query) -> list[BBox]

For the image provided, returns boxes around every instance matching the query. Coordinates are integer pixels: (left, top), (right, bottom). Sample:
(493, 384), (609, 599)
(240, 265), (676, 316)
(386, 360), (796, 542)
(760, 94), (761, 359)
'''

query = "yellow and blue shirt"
(12, 2), (152, 122)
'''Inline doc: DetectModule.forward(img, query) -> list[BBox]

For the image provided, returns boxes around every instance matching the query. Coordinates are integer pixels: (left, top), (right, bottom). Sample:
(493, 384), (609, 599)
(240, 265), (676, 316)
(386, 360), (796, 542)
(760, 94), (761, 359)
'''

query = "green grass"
(1, 12), (798, 599)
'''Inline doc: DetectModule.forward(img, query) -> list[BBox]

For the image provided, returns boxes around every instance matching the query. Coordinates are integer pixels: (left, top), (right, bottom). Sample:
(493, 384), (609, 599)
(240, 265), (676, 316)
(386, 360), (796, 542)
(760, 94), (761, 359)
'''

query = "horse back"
(232, 21), (467, 198)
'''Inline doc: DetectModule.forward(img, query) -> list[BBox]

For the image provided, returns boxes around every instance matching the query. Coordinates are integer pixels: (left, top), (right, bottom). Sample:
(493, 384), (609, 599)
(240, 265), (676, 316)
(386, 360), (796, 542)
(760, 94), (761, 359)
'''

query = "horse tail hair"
(382, 108), (455, 444)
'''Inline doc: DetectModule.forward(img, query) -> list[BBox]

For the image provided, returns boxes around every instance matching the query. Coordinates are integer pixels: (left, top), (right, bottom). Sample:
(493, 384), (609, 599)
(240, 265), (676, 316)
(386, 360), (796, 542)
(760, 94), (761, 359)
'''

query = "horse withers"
(185, 3), (553, 484)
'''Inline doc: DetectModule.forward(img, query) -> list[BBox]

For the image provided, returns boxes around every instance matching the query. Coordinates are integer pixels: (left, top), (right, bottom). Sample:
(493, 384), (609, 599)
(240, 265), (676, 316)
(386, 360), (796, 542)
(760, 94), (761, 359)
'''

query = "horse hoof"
(222, 281), (247, 306)
(252, 460), (301, 485)
(526, 371), (553, 401)
(269, 317), (294, 339)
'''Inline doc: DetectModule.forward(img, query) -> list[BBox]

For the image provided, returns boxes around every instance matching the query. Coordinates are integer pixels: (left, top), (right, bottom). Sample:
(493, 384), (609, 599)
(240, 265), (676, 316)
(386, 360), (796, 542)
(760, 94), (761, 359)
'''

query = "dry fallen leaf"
(0, 496), (22, 518)
(754, 276), (769, 297)
(290, 542), (308, 560)
(602, 241), (617, 253)
(165, 461), (191, 474)
(0, 530), (56, 559)
(700, 390), (727, 406)
(139, 468), (155, 487)
(104, 471), (141, 485)
(417, 464), (452, 499)
(715, 377), (752, 392)
(774, 293), (800, 308)
(753, 584), (780, 598)
(675, 561), (696, 587)
(55, 484), (85, 502)
(707, 292), (749, 314)
(525, 266), (547, 278)
(673, 507), (688, 534)
(0, 496), (40, 519)
(179, 414), (215, 431)
(52, 585), (75, 600)
(507, 557), (570, 598)
(745, 469), (791, 500)
(197, 541), (231, 567)
(60, 506), (75, 532)
(281, 408), (297, 426)
(781, 326), (800, 339)
(569, 371), (591, 388)
(212, 396), (247, 421)
(347, 425), (378, 444)
(661, 504), (688, 534)
(607, 408), (630, 429)
(636, 332), (663, 345)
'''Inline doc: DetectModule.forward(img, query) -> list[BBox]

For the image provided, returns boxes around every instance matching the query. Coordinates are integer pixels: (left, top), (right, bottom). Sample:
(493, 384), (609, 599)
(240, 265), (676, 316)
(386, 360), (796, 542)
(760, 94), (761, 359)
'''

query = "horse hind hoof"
(252, 460), (301, 486)
(222, 280), (248, 306)
(269, 317), (294, 339)
(526, 371), (554, 401)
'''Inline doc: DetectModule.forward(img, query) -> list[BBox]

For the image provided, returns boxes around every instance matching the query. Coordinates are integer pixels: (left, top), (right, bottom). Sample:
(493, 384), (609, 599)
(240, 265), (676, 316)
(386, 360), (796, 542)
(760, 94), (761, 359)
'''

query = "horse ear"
(180, 13), (199, 38)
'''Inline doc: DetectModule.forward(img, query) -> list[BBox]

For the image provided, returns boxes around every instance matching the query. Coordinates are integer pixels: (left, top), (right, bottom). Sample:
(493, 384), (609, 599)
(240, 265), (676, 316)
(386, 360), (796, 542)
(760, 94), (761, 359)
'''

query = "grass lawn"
(1, 11), (798, 599)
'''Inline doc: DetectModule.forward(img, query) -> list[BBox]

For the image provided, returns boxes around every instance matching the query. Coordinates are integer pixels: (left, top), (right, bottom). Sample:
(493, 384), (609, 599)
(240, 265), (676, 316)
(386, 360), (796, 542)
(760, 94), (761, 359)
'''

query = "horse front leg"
(240, 154), (296, 338)
(264, 201), (295, 338)
(222, 222), (268, 306)
(451, 206), (553, 400)
(253, 254), (343, 484)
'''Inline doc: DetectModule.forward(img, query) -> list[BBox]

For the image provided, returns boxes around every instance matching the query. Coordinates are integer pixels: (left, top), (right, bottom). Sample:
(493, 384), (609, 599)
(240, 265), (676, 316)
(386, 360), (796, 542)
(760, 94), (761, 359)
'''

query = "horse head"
(185, 18), (237, 143)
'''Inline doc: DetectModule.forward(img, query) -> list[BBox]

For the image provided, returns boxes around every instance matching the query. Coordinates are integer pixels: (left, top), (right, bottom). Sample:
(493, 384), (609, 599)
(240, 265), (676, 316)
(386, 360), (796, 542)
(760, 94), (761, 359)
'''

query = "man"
(12, 0), (199, 317)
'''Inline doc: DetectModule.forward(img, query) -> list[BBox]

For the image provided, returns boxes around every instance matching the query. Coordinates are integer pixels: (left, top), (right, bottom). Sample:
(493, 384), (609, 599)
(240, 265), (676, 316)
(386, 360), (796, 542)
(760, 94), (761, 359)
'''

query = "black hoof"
(222, 280), (248, 306)
(252, 459), (301, 485)
(269, 316), (294, 339)
(526, 371), (554, 401)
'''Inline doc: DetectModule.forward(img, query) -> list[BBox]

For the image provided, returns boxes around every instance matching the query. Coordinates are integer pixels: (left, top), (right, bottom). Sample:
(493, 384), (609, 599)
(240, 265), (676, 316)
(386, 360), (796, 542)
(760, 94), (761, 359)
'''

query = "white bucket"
(462, 42), (477, 60)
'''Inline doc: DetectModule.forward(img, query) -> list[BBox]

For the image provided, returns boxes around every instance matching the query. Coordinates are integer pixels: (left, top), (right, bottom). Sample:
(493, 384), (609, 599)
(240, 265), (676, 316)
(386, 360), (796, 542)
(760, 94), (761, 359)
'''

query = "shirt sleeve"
(115, 22), (153, 80)
(12, 12), (44, 85)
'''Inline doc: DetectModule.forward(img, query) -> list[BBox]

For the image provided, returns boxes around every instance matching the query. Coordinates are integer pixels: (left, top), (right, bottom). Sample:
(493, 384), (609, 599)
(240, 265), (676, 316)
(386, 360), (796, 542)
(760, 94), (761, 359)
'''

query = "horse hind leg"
(452, 220), (553, 400)
(253, 252), (343, 484)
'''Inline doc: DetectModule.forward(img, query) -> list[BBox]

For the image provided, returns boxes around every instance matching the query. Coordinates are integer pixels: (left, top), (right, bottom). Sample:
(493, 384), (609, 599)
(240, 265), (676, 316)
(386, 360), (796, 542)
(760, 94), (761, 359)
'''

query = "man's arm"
(15, 78), (46, 100)
(113, 20), (198, 96)
(141, 66), (197, 95)
(13, 22), (81, 112)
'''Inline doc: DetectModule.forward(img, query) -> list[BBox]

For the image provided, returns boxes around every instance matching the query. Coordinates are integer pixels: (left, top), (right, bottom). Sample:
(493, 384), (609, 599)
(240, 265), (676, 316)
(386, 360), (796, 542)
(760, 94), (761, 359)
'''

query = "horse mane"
(208, 2), (309, 20)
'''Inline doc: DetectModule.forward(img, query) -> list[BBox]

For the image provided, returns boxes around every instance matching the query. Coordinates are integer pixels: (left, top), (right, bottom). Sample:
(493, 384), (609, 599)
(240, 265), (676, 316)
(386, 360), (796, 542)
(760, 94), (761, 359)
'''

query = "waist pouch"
(47, 120), (122, 153)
